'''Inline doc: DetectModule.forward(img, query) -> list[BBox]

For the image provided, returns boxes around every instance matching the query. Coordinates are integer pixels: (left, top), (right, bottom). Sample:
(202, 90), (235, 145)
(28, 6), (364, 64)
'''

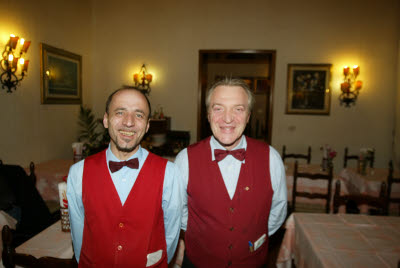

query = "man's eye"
(116, 111), (123, 115)
(136, 113), (143, 118)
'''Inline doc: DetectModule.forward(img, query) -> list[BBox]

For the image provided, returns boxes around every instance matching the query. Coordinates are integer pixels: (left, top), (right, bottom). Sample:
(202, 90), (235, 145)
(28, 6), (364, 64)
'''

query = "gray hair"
(205, 77), (255, 112)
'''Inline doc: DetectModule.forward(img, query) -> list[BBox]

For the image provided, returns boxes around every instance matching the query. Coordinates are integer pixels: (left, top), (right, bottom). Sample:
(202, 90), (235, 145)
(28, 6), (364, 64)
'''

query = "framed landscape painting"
(40, 43), (82, 104)
(286, 64), (331, 115)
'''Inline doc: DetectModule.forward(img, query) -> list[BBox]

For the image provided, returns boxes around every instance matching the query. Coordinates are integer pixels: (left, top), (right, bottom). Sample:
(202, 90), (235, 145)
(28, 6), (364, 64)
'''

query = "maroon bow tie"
(214, 149), (246, 162)
(109, 158), (139, 173)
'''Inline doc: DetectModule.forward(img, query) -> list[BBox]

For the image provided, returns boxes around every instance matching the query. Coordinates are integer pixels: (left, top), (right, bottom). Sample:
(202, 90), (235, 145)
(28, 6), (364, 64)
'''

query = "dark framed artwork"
(286, 64), (331, 115)
(40, 43), (82, 104)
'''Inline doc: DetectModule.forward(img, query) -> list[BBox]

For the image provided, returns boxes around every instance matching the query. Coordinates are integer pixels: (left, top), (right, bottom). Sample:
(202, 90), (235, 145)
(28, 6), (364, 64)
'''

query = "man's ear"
(103, 113), (109, 129)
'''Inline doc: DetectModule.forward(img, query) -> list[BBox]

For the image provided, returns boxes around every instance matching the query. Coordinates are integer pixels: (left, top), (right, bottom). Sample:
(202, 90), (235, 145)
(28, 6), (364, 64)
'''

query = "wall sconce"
(0, 34), (31, 93)
(133, 64), (152, 95)
(339, 65), (363, 107)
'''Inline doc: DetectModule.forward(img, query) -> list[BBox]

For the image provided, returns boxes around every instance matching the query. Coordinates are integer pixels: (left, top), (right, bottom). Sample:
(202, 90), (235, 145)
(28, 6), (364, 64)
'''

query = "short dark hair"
(105, 87), (151, 118)
(206, 77), (254, 112)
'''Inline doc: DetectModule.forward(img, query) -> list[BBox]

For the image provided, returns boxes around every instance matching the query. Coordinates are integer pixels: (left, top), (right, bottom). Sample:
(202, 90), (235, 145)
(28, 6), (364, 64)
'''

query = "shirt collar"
(210, 135), (247, 161)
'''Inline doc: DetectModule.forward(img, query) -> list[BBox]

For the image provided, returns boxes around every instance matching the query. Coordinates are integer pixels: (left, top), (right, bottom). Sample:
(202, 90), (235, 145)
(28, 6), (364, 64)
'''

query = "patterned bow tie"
(214, 149), (246, 162)
(109, 158), (139, 173)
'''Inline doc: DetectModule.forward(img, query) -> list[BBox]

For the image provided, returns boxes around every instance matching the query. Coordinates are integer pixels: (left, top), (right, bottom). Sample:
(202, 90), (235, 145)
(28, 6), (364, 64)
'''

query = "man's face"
(208, 85), (250, 150)
(103, 89), (150, 160)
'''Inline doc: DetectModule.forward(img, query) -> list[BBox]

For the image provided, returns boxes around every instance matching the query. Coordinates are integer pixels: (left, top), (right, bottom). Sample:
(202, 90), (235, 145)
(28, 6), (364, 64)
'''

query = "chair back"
(2, 225), (77, 268)
(282, 145), (311, 164)
(333, 180), (387, 215)
(387, 160), (400, 215)
(292, 161), (333, 213)
(344, 147), (375, 168)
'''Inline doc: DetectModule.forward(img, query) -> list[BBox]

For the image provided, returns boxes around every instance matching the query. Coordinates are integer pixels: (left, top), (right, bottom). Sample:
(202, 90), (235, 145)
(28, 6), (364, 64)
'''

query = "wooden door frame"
(197, 49), (276, 144)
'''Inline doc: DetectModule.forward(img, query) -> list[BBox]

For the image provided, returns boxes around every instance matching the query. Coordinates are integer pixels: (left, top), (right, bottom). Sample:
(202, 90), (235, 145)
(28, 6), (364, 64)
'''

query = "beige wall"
(1, 0), (399, 170)
(90, 0), (399, 169)
(0, 0), (93, 166)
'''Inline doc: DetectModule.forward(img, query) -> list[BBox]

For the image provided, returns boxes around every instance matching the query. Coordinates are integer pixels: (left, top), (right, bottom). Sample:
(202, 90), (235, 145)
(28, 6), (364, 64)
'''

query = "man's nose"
(123, 114), (135, 126)
(223, 110), (233, 123)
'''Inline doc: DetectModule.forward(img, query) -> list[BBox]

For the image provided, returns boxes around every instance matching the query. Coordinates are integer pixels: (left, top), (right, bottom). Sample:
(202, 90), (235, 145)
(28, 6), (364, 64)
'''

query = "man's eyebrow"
(135, 109), (145, 114)
(113, 107), (127, 112)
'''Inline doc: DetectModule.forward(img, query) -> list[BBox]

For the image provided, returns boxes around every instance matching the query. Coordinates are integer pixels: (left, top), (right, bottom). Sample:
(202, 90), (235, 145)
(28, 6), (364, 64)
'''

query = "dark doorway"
(197, 50), (276, 144)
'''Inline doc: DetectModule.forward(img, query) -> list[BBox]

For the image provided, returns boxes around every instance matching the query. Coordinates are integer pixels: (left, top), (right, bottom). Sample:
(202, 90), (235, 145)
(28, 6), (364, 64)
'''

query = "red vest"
(79, 150), (168, 268)
(186, 137), (273, 268)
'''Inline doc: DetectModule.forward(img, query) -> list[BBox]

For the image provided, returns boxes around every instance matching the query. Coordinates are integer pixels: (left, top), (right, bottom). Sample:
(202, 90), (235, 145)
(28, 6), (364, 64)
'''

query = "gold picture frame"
(286, 64), (331, 115)
(40, 43), (82, 104)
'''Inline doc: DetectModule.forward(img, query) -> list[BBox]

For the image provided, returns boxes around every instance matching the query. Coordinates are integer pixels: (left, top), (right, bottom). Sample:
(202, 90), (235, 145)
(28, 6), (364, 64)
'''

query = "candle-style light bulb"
(353, 65), (360, 76)
(19, 58), (25, 65)
(343, 66), (350, 76)
(8, 54), (13, 62)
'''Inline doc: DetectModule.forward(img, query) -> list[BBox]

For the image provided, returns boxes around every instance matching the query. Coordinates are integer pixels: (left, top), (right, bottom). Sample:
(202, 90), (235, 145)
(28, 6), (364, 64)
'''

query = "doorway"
(197, 50), (276, 144)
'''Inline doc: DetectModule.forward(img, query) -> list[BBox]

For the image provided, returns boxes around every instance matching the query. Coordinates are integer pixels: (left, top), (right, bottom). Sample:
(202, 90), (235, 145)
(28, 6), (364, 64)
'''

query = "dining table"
(277, 212), (400, 268)
(15, 220), (74, 260)
(339, 167), (400, 214)
(25, 159), (74, 202)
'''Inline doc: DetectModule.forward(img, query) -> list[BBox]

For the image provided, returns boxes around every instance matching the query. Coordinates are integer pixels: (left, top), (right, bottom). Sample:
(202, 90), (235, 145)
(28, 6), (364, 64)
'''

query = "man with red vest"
(175, 78), (287, 268)
(67, 88), (182, 267)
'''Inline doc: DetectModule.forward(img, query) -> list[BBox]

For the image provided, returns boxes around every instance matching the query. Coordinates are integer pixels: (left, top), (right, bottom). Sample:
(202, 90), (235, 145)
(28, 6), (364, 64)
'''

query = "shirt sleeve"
(162, 161), (183, 263)
(173, 148), (189, 231)
(66, 160), (85, 262)
(268, 146), (288, 236)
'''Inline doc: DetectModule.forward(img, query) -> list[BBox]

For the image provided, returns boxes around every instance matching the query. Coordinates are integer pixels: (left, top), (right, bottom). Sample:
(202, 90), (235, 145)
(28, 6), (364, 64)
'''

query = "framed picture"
(40, 43), (82, 104)
(286, 64), (331, 115)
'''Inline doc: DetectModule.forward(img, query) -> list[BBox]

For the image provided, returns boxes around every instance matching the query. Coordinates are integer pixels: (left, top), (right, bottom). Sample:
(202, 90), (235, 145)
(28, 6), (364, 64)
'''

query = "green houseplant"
(77, 106), (109, 157)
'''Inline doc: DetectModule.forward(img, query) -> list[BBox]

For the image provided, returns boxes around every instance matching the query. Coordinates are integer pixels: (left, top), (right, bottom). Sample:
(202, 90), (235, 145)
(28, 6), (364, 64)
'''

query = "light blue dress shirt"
(67, 146), (182, 263)
(174, 136), (287, 236)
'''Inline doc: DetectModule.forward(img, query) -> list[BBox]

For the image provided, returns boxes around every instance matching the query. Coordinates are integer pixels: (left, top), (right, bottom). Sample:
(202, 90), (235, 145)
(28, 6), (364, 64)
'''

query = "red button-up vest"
(186, 136), (273, 268)
(79, 150), (168, 268)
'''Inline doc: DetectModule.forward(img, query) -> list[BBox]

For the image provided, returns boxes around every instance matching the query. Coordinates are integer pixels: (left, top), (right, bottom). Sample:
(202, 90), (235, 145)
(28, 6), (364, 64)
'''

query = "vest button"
(228, 260), (232, 266)
(230, 227), (234, 231)
(117, 245), (122, 251)
(119, 223), (124, 228)
(229, 207), (234, 212)
(228, 244), (233, 250)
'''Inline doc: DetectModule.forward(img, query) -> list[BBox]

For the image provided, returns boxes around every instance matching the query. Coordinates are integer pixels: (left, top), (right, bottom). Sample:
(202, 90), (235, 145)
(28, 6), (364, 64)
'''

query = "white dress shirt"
(67, 146), (182, 263)
(174, 135), (287, 236)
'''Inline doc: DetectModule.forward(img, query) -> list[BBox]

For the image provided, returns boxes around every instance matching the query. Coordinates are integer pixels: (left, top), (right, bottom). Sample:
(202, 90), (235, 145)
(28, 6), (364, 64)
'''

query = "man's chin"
(214, 136), (240, 149)
(116, 144), (137, 153)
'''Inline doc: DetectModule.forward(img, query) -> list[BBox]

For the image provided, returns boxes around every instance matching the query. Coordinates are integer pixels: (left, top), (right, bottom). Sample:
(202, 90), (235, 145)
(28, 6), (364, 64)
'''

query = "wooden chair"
(333, 180), (387, 215)
(343, 147), (375, 168)
(282, 145), (311, 164)
(292, 161), (333, 213)
(2, 225), (77, 268)
(387, 160), (400, 215)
